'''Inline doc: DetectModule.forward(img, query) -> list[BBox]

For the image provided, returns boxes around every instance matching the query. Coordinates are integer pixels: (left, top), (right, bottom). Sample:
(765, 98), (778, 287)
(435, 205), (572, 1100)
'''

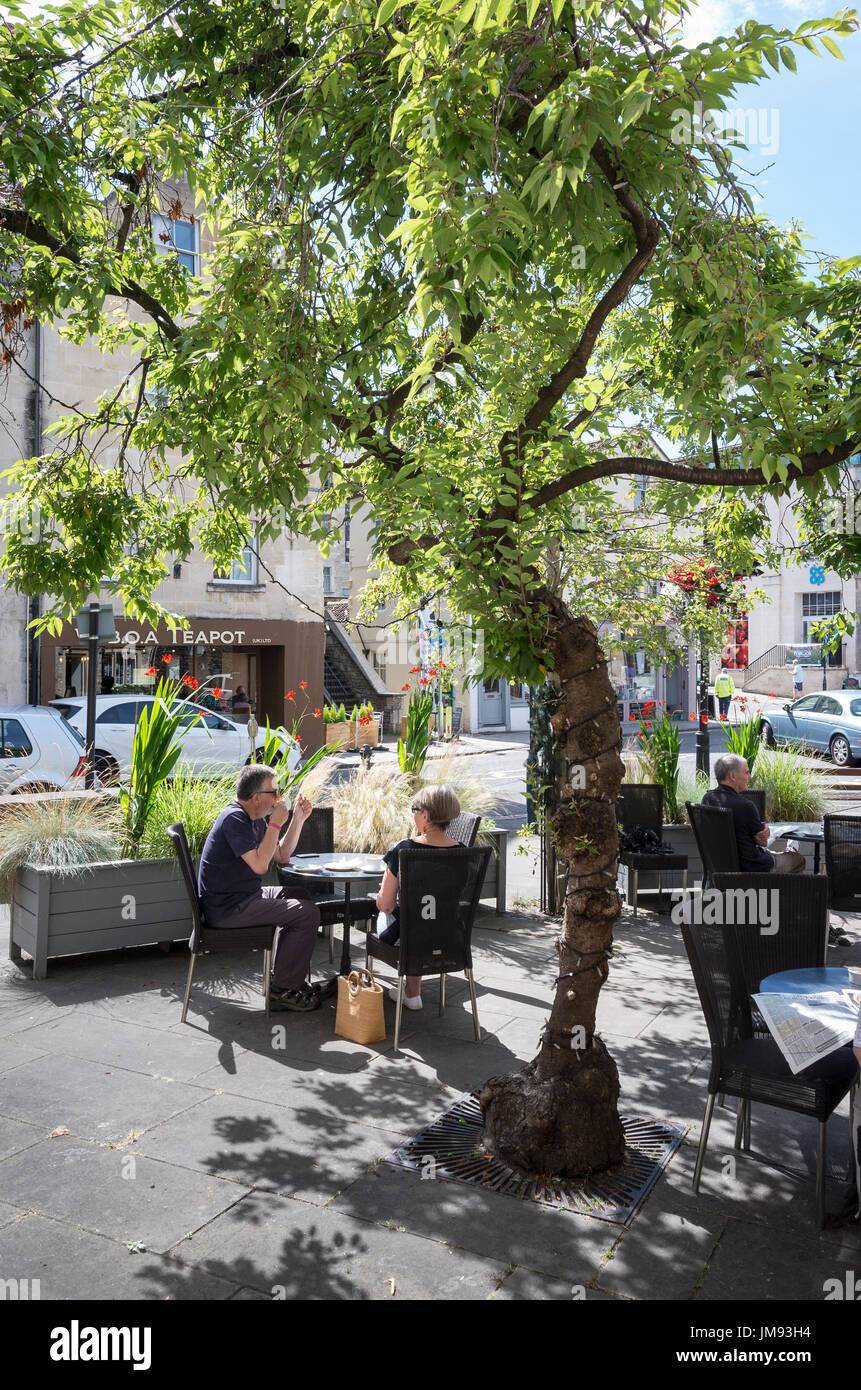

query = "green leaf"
(780, 46), (797, 73)
(820, 35), (844, 60)
(376, 0), (401, 25)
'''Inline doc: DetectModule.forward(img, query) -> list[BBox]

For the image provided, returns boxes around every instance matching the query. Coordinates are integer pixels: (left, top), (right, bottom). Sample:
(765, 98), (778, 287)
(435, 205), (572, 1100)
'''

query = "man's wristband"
(270, 821), (285, 831)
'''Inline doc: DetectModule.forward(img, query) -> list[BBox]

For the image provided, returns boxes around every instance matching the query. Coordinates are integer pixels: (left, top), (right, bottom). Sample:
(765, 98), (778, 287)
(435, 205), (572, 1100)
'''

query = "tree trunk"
(480, 592), (626, 1176)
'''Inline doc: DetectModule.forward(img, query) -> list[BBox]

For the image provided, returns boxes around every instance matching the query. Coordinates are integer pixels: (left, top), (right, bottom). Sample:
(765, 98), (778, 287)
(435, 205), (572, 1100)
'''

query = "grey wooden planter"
(478, 828), (507, 915)
(9, 857), (191, 980)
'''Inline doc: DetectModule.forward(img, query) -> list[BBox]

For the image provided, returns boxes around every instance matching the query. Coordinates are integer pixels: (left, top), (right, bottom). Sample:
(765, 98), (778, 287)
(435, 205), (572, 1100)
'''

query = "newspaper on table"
(751, 990), (861, 1075)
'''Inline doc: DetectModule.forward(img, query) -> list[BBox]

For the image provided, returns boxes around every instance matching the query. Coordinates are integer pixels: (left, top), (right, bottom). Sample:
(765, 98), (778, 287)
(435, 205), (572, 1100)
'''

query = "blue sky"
(680, 1), (861, 259)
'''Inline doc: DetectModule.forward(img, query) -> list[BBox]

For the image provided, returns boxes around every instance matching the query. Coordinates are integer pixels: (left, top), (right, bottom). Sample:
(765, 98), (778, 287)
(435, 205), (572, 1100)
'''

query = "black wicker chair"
(740, 788), (766, 822)
(711, 872), (829, 1045)
(365, 845), (491, 1052)
(167, 822), (275, 1023)
(681, 912), (857, 1227)
(824, 815), (861, 914)
(276, 807), (377, 962)
(687, 802), (739, 886)
(447, 811), (482, 847)
(617, 784), (687, 916)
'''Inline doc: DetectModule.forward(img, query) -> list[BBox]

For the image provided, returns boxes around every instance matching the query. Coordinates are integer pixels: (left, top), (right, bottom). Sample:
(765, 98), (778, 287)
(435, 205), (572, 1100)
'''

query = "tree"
(2, 0), (860, 1175)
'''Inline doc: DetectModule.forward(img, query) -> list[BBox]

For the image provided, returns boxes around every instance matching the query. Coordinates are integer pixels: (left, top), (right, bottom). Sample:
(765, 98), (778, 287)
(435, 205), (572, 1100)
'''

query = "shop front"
(41, 615), (325, 748)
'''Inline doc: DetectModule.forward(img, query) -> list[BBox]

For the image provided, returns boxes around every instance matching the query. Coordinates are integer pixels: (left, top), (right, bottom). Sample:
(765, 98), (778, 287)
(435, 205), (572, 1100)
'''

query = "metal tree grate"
(386, 1089), (684, 1226)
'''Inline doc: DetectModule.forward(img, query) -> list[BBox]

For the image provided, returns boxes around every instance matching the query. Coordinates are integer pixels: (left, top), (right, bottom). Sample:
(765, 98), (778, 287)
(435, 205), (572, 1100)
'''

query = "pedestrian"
(714, 668), (735, 718)
(792, 658), (803, 698)
(197, 766), (326, 1010)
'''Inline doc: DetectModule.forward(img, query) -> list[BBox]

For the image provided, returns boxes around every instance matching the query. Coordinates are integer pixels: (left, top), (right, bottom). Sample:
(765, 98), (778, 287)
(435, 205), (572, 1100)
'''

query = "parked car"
(759, 690), (861, 767)
(50, 695), (301, 782)
(0, 705), (89, 793)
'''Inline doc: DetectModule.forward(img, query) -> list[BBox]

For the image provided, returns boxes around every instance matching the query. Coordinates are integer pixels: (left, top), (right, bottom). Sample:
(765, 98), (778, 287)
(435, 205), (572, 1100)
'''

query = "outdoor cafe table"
(760, 966), (854, 995)
(281, 852), (384, 975)
(770, 821), (825, 874)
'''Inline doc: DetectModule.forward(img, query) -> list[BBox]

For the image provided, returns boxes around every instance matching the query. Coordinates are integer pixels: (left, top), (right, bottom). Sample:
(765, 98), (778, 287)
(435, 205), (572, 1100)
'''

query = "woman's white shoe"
(386, 985), (422, 1010)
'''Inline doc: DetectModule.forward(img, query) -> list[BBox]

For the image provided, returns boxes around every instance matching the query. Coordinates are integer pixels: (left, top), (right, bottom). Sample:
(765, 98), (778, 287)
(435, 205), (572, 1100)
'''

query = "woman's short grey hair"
(411, 784), (461, 829)
(714, 754), (748, 784)
(236, 764), (278, 800)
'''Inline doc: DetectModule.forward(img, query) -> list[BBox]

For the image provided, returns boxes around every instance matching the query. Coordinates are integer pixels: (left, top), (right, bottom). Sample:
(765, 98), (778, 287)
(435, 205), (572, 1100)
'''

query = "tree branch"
(0, 206), (181, 340)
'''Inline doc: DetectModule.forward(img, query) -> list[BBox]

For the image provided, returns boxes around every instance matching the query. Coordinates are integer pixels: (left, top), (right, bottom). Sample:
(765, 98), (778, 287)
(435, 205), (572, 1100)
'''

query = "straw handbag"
(335, 968), (386, 1044)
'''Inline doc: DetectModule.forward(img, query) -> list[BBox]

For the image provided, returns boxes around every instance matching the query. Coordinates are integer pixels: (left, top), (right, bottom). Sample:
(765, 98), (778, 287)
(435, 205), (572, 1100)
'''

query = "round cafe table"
(759, 966), (853, 995)
(281, 852), (384, 975)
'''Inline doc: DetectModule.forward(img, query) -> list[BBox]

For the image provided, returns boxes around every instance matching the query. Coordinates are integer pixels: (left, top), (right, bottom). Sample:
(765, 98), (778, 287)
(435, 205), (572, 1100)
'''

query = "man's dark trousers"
(210, 889), (319, 991)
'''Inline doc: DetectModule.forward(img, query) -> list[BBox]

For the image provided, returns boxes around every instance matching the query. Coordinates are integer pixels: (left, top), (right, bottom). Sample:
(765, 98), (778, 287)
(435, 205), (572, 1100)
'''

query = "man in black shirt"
(198, 764), (322, 1011)
(701, 755), (804, 873)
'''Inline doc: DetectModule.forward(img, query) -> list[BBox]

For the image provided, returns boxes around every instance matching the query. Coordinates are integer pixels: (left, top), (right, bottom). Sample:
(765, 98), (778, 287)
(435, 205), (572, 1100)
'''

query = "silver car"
(0, 705), (89, 793)
(50, 695), (300, 782)
(759, 690), (861, 767)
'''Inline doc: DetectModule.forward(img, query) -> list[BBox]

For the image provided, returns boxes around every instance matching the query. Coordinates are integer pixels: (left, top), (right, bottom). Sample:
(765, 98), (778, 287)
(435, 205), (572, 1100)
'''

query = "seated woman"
(375, 784), (462, 1011)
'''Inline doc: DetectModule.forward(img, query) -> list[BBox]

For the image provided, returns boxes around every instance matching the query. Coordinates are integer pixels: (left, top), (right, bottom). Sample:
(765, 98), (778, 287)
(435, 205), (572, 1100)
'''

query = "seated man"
(701, 754), (805, 874)
(198, 765), (323, 1011)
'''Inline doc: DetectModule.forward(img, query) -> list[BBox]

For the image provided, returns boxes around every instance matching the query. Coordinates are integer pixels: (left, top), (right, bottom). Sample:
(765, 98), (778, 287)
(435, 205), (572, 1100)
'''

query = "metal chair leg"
(817, 1120), (827, 1229)
(466, 967), (480, 1043)
(693, 1092), (716, 1193)
(439, 973), (446, 1016)
(682, 868), (688, 892)
(394, 977), (405, 1054)
(734, 1098), (745, 1149)
(633, 869), (638, 918)
(743, 1098), (751, 1152)
(263, 948), (272, 1018)
(181, 953), (197, 1024)
(328, 921), (334, 963)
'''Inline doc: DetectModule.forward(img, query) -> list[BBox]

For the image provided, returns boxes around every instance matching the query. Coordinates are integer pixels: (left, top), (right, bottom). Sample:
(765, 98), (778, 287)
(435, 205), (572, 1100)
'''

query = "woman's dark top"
(377, 837), (456, 944)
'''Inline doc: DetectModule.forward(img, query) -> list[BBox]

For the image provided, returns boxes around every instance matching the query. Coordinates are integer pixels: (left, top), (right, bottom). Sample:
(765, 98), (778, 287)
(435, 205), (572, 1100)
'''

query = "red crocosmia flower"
(286, 690), (295, 700)
(767, 692), (777, 697)
(313, 708), (322, 718)
(420, 677), (429, 685)
(644, 721), (652, 729)
(294, 735), (301, 743)
(401, 682), (410, 691)
(637, 732), (645, 740)
(410, 666), (421, 673)
(629, 714), (636, 721)
(187, 677), (199, 690)
(213, 687), (223, 699)
(299, 681), (308, 690)
(719, 713), (728, 721)
(145, 666), (157, 676)
(161, 654), (172, 663)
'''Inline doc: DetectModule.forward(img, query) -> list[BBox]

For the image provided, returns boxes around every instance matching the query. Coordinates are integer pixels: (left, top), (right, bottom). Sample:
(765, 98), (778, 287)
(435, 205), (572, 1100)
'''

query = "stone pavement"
(0, 897), (859, 1304)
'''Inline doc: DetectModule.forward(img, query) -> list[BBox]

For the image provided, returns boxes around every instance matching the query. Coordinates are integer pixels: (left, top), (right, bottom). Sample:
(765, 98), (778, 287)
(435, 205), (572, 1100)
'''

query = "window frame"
(153, 212), (199, 275)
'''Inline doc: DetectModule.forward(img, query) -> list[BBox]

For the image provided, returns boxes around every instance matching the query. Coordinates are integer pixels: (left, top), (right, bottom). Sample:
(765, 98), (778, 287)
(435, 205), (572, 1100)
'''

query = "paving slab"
(0, 1198), (28, 1229)
(492, 1267), (623, 1301)
(0, 1114), (45, 1162)
(694, 1217), (861, 1302)
(0, 1134), (248, 1254)
(0, 1053), (211, 1143)
(5, 1010), (246, 1083)
(0, 1214), (246, 1300)
(594, 1200), (727, 1301)
(191, 1050), (455, 1136)
(169, 1190), (511, 1300)
(0, 1036), (49, 1074)
(134, 1092), (401, 1205)
(331, 1161), (616, 1284)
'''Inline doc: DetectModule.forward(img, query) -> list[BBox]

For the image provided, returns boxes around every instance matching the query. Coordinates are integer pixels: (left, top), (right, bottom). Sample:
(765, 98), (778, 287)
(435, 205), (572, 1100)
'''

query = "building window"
(801, 590), (842, 642)
(213, 542), (258, 585)
(323, 566), (332, 594)
(153, 214), (198, 274)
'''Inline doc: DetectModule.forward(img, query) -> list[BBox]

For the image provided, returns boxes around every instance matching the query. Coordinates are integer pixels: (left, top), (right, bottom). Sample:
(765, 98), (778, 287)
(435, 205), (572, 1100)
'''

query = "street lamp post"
(695, 631), (710, 779)
(74, 600), (117, 788)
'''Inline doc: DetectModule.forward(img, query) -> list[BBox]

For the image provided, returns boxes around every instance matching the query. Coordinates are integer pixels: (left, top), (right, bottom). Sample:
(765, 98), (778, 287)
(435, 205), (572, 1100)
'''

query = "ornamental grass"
(0, 794), (124, 904)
